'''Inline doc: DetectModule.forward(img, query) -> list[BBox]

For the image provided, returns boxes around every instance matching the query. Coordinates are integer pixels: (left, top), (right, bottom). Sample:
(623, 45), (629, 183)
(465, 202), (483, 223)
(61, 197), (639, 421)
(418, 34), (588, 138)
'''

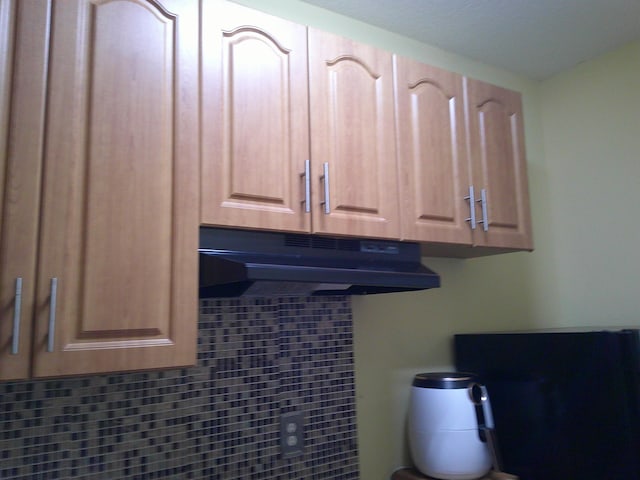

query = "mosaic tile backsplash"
(0, 296), (359, 479)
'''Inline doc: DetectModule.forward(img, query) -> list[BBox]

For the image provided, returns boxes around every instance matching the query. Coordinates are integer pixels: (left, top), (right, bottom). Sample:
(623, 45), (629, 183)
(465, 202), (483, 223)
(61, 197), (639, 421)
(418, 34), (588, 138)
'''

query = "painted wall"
(538, 40), (640, 327)
(231, 1), (640, 477)
(354, 40), (640, 478)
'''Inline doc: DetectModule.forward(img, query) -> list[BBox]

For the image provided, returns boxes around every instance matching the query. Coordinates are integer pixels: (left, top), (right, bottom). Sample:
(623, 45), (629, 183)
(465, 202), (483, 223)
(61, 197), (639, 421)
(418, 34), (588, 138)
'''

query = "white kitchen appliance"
(408, 372), (497, 480)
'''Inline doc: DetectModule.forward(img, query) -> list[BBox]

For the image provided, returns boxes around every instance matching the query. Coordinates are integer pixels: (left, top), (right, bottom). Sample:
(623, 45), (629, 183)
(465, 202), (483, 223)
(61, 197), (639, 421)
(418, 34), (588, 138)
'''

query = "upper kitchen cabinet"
(394, 55), (533, 254)
(464, 77), (533, 250)
(308, 29), (400, 239)
(15, 0), (199, 379)
(0, 0), (49, 380)
(198, 2), (531, 252)
(394, 55), (472, 245)
(201, 0), (311, 233)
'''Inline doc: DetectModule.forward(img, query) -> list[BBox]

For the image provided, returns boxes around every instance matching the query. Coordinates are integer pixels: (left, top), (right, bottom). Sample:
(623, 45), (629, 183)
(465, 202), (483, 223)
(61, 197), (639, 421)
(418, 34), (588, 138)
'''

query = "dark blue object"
(454, 329), (640, 480)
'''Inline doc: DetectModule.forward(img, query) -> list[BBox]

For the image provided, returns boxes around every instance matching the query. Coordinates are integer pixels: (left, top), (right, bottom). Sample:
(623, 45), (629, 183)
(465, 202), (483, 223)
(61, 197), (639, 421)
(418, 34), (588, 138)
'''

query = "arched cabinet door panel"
(201, 0), (310, 233)
(308, 28), (400, 239)
(394, 55), (472, 245)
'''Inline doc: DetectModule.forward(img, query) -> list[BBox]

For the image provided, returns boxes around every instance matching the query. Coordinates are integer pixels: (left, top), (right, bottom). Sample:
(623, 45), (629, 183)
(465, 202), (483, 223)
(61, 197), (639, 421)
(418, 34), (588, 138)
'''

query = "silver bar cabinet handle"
(11, 277), (23, 355)
(47, 277), (58, 352)
(320, 162), (330, 214)
(464, 185), (476, 229)
(477, 189), (489, 232)
(300, 159), (311, 213)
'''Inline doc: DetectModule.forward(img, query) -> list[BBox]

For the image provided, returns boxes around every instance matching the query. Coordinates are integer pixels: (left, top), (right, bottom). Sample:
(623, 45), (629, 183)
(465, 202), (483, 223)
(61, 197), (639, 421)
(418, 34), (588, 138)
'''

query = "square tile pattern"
(0, 296), (359, 479)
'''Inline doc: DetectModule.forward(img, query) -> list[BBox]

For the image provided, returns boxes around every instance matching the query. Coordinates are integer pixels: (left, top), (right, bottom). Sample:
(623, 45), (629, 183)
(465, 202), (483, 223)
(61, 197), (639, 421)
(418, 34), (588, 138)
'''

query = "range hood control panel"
(360, 241), (400, 255)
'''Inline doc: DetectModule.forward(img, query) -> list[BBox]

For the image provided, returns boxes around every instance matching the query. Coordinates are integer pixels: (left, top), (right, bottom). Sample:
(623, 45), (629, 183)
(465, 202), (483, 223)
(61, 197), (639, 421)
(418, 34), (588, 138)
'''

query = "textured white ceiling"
(300, 0), (640, 80)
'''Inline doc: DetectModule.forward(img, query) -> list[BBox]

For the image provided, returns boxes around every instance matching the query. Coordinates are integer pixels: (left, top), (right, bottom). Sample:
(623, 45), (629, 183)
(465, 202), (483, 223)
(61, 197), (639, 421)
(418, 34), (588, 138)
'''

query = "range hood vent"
(284, 233), (360, 251)
(199, 227), (440, 297)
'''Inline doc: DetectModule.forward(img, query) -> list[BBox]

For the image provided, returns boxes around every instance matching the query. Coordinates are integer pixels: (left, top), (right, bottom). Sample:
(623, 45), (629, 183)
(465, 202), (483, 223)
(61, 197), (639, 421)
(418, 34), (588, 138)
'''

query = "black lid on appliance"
(412, 372), (478, 389)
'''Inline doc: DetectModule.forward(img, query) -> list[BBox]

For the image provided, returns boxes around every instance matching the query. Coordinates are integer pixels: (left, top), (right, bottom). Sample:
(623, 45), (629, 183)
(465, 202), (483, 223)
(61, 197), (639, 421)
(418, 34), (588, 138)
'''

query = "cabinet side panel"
(0, 0), (50, 380)
(0, 0), (13, 195)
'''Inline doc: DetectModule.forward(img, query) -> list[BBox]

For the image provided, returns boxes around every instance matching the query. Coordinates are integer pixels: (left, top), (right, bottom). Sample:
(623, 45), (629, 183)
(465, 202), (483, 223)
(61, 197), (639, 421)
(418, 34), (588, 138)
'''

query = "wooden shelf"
(391, 467), (518, 480)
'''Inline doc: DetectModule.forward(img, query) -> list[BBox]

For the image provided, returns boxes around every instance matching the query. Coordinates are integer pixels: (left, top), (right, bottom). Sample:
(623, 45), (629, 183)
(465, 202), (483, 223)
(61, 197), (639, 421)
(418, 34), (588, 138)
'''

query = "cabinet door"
(394, 55), (472, 245)
(308, 29), (400, 239)
(0, 0), (49, 380)
(31, 0), (199, 377)
(201, 0), (310, 233)
(465, 78), (533, 250)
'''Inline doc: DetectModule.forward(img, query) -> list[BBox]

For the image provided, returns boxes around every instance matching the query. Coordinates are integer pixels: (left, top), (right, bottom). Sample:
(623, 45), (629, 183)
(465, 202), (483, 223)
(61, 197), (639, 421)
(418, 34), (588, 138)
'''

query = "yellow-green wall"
(537, 41), (640, 327)
(230, 1), (640, 477)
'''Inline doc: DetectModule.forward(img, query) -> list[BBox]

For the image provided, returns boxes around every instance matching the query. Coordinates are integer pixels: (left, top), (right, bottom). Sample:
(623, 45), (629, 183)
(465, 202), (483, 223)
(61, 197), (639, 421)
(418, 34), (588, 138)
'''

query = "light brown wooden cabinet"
(464, 77), (533, 251)
(394, 55), (472, 245)
(201, 2), (400, 239)
(0, 0), (198, 380)
(0, 0), (48, 380)
(201, 0), (311, 233)
(394, 54), (533, 254)
(308, 28), (400, 238)
(201, 2), (532, 251)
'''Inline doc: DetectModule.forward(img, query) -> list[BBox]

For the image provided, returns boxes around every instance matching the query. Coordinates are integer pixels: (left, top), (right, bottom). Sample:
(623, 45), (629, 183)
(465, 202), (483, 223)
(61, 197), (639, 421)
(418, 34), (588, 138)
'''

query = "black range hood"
(199, 227), (440, 297)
